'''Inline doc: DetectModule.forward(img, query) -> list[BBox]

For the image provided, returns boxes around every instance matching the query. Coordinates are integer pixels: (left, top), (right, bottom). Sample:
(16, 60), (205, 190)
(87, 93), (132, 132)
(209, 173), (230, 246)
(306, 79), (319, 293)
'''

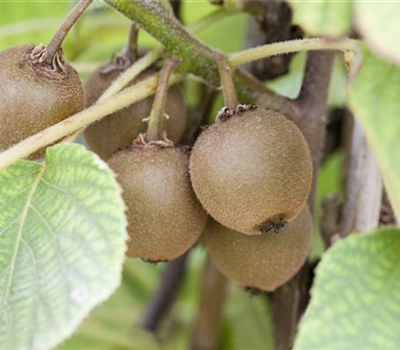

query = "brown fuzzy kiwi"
(204, 206), (312, 292)
(83, 62), (187, 160)
(190, 107), (312, 235)
(0, 44), (84, 156)
(108, 144), (207, 261)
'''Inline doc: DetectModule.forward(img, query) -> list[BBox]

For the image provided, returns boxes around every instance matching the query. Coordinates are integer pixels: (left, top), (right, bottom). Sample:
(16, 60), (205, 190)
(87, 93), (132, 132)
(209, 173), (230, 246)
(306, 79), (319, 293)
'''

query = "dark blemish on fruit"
(258, 216), (287, 234)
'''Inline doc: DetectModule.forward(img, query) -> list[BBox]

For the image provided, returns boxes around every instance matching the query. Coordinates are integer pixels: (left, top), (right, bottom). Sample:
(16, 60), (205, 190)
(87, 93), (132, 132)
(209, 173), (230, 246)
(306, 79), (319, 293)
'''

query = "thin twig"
(100, 48), (163, 101)
(124, 23), (139, 61)
(230, 38), (357, 67)
(141, 253), (188, 332)
(146, 58), (178, 141)
(0, 74), (184, 171)
(44, 0), (93, 64)
(215, 52), (238, 111)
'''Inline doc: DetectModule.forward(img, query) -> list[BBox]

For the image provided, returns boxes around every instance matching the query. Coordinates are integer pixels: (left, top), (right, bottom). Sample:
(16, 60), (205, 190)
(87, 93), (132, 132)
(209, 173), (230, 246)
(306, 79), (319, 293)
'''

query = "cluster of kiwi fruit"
(189, 53), (313, 292)
(101, 44), (312, 292)
(0, 7), (313, 292)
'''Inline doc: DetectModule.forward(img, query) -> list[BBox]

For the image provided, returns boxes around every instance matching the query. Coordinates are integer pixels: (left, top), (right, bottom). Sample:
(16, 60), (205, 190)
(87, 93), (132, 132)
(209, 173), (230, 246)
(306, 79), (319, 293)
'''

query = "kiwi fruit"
(0, 44), (84, 156)
(83, 61), (187, 160)
(204, 206), (312, 292)
(190, 107), (312, 235)
(108, 144), (207, 261)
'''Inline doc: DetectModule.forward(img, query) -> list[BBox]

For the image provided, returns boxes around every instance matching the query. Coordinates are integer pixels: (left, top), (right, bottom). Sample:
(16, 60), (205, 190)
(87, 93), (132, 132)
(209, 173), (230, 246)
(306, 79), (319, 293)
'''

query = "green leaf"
(348, 46), (400, 222)
(294, 228), (400, 350)
(221, 287), (274, 350)
(0, 144), (127, 350)
(355, 3), (400, 66)
(289, 1), (353, 37)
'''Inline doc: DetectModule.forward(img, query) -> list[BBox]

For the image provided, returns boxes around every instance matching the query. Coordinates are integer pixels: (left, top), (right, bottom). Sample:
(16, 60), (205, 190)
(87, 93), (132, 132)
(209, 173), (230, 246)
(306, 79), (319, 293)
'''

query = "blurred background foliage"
(0, 1), (345, 349)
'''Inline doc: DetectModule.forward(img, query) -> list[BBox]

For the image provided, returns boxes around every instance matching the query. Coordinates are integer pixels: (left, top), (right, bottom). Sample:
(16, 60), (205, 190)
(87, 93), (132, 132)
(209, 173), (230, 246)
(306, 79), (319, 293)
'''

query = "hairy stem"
(215, 52), (238, 111)
(0, 73), (183, 171)
(44, 0), (93, 64)
(101, 48), (163, 101)
(230, 38), (357, 67)
(146, 58), (178, 141)
(141, 253), (188, 332)
(103, 0), (290, 108)
(64, 48), (163, 143)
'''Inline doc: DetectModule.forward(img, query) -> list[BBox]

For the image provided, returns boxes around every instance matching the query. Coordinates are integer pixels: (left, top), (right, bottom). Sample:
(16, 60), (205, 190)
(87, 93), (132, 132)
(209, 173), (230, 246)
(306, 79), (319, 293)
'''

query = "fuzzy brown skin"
(190, 108), (312, 235)
(83, 64), (187, 160)
(205, 207), (312, 291)
(108, 146), (207, 261)
(0, 44), (84, 156)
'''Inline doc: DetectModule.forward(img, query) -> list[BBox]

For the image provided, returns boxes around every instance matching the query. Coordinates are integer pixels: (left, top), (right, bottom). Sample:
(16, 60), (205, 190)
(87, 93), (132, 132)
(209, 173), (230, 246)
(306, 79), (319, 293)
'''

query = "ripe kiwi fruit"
(190, 107), (312, 235)
(83, 60), (187, 160)
(108, 144), (207, 261)
(204, 206), (312, 292)
(0, 44), (84, 156)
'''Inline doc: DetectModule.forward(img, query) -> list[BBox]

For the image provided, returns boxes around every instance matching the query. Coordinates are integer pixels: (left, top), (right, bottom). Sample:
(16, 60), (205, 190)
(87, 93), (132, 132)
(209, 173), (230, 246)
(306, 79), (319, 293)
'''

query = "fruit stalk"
(100, 48), (163, 101)
(215, 52), (238, 111)
(44, 0), (93, 64)
(124, 23), (139, 62)
(146, 58), (179, 142)
(229, 38), (358, 67)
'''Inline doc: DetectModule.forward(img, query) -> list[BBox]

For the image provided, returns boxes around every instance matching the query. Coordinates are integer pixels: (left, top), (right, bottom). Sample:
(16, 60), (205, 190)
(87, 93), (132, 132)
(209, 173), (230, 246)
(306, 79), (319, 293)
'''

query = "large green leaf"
(348, 46), (400, 222)
(295, 228), (400, 349)
(289, 1), (353, 37)
(355, 3), (400, 66)
(0, 144), (127, 350)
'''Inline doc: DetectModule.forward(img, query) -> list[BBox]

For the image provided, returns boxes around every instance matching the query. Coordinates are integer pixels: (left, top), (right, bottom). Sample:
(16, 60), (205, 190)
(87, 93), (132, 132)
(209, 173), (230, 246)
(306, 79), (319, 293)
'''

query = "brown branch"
(272, 51), (335, 350)
(242, 1), (303, 81)
(141, 253), (188, 333)
(295, 51), (336, 204)
(340, 119), (383, 236)
(191, 257), (228, 350)
(104, 0), (293, 111)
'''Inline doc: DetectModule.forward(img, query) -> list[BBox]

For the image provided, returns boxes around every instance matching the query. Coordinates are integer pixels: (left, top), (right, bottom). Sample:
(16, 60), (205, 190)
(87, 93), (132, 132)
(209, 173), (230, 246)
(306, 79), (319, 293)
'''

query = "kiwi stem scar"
(214, 52), (238, 111)
(44, 0), (93, 65)
(146, 58), (179, 142)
